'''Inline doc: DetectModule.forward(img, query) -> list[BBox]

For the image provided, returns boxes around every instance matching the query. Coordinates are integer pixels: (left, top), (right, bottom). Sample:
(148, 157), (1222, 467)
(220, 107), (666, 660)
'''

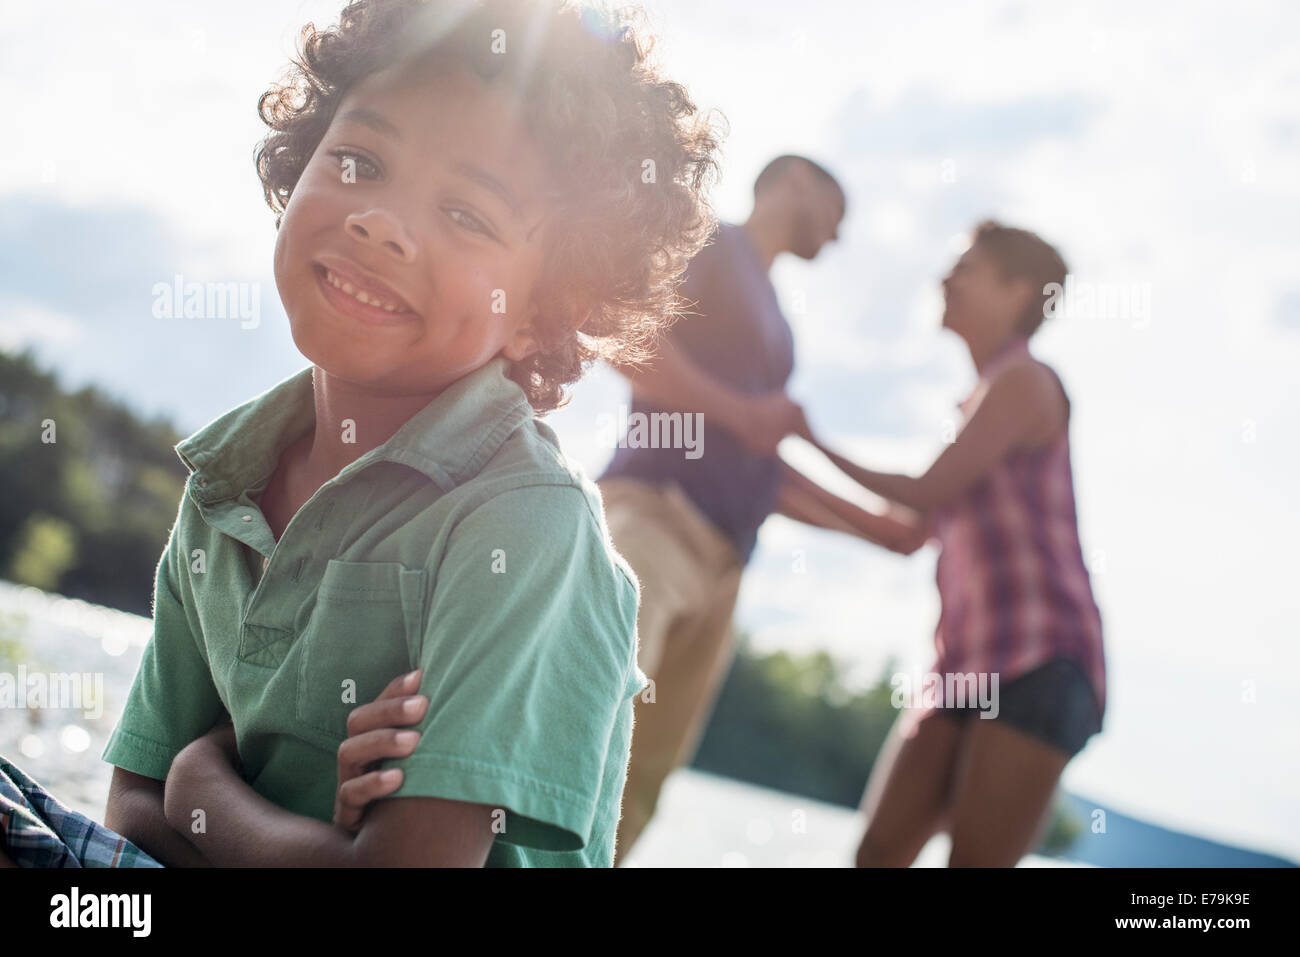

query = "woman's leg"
(855, 710), (966, 867)
(945, 717), (1071, 867)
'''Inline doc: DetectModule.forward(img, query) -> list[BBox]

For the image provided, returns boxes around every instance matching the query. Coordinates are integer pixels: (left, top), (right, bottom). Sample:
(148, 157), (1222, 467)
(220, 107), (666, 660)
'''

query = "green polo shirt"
(101, 356), (646, 867)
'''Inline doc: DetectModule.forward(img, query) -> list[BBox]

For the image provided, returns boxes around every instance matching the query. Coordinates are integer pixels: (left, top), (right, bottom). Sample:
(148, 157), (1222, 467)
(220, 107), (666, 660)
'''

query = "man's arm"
(103, 767), (212, 868)
(163, 731), (496, 867)
(612, 337), (804, 457)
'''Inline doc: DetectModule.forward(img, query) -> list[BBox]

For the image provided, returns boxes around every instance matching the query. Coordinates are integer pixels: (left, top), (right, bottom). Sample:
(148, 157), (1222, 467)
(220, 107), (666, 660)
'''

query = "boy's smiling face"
(273, 59), (555, 393)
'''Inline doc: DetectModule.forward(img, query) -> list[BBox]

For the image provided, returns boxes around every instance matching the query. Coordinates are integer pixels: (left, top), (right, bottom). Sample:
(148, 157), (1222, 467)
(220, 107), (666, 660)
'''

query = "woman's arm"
(776, 461), (926, 554)
(803, 361), (1063, 513)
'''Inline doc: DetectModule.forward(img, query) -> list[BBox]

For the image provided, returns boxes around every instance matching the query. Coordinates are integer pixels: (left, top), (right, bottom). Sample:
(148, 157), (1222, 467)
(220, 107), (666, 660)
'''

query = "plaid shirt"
(0, 755), (162, 868)
(927, 336), (1107, 720)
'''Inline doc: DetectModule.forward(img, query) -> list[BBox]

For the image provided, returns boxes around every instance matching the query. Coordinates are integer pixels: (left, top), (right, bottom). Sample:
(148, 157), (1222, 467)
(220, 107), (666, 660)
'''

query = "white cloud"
(0, 300), (86, 351)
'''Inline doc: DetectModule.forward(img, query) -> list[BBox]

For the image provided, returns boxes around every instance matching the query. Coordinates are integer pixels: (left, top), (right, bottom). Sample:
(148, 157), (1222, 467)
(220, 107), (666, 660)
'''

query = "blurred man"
(599, 155), (881, 863)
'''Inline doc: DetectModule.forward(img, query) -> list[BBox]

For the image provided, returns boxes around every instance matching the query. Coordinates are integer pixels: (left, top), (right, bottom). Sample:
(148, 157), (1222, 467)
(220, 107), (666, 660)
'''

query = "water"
(6, 581), (1285, 867)
(622, 766), (1081, 867)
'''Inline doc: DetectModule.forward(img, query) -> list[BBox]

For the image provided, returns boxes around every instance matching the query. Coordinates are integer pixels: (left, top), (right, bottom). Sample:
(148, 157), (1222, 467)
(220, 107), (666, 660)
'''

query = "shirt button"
(242, 514), (252, 522)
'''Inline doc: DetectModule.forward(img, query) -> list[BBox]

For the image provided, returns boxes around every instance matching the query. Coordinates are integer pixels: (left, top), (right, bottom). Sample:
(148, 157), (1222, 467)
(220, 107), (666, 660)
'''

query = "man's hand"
(334, 669), (429, 834)
(732, 391), (807, 456)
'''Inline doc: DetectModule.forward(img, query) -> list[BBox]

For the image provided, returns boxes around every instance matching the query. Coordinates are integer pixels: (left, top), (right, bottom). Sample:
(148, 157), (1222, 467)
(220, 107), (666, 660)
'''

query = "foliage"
(693, 633), (1085, 859)
(0, 349), (187, 615)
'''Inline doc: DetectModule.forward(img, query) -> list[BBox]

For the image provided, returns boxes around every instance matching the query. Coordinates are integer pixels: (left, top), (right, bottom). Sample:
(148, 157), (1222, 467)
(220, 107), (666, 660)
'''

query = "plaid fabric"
(0, 755), (163, 868)
(927, 336), (1107, 721)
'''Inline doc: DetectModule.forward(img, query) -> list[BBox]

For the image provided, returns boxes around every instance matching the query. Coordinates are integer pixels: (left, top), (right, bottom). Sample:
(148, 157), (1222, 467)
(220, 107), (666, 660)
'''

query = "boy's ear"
(501, 302), (540, 362)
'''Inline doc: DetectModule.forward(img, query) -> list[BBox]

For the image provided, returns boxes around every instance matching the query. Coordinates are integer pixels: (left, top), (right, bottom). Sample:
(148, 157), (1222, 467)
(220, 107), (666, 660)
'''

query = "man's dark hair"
(255, 0), (724, 412)
(753, 154), (845, 213)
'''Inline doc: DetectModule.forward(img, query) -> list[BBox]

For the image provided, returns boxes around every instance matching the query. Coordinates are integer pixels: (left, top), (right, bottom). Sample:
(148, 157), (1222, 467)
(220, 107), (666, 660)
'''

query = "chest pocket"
(295, 560), (427, 746)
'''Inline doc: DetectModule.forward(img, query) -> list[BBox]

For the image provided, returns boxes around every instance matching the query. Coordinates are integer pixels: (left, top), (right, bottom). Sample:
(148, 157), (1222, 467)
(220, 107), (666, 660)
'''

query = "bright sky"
(2, 0), (1297, 859)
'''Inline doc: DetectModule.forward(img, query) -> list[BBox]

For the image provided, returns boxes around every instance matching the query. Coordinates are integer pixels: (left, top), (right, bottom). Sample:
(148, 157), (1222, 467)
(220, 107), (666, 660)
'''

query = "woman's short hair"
(970, 220), (1068, 337)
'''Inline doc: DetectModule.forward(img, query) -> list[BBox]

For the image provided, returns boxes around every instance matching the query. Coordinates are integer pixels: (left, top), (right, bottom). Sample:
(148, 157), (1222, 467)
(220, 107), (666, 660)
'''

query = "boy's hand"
(333, 669), (428, 834)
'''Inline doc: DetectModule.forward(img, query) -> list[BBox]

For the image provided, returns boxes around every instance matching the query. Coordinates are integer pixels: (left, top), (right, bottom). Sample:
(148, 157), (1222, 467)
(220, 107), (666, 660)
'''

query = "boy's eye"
(445, 207), (496, 240)
(329, 148), (380, 180)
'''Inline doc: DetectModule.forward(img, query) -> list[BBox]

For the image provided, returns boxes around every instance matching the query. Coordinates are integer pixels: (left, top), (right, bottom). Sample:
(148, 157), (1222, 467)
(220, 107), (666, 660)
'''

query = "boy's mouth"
(312, 259), (420, 322)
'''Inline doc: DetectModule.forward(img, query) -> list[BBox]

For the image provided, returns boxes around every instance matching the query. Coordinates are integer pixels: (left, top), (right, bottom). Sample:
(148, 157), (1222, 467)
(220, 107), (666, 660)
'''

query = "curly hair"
(254, 0), (725, 412)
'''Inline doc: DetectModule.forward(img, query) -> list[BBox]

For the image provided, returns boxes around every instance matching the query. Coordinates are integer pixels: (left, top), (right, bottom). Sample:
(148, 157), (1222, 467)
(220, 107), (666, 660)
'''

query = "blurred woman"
(801, 220), (1106, 866)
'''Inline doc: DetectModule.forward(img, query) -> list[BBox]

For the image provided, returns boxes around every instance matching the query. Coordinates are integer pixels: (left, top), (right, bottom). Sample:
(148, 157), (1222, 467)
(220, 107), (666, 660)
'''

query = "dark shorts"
(934, 656), (1103, 758)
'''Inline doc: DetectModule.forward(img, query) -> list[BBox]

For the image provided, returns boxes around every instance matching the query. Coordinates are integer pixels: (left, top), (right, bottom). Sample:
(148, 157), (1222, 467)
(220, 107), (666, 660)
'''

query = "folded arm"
(161, 726), (496, 867)
(104, 767), (211, 868)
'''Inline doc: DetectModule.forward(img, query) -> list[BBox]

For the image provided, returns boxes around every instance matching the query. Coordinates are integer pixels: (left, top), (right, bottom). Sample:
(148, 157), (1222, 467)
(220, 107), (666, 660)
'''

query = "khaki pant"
(596, 477), (745, 865)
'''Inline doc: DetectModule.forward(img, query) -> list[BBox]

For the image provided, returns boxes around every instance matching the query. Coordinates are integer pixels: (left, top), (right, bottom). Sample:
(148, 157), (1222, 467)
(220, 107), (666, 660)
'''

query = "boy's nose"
(345, 208), (417, 263)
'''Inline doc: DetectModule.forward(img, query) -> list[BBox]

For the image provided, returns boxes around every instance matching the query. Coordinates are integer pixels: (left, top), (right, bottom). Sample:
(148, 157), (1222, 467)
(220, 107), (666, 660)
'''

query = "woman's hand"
(890, 520), (930, 555)
(794, 405), (817, 444)
(883, 504), (931, 555)
(333, 669), (429, 834)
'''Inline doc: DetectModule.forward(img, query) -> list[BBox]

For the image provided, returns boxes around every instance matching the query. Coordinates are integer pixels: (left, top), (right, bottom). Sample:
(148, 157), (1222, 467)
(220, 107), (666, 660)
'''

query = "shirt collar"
(175, 356), (533, 503)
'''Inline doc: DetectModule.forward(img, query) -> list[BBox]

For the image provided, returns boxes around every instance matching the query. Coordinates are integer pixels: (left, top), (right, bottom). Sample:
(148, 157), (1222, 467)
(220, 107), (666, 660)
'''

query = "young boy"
(2, 0), (723, 868)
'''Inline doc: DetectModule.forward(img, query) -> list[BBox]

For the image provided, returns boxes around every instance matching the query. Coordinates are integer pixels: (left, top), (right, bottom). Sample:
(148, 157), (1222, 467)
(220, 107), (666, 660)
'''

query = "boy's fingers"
(376, 669), (423, 702)
(344, 693), (428, 737)
(337, 728), (421, 781)
(335, 769), (404, 832)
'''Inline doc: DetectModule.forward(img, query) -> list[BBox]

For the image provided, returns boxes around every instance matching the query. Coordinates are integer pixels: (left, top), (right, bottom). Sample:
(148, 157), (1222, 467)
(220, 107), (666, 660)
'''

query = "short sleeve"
(380, 483), (640, 852)
(101, 497), (226, 780)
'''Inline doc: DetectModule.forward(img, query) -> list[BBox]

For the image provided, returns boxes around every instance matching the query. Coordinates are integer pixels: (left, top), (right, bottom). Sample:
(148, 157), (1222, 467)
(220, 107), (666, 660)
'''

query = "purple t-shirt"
(600, 222), (795, 564)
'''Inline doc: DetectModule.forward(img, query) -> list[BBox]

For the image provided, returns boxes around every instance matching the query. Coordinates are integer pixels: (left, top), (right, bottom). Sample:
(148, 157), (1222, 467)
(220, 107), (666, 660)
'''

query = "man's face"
(789, 177), (844, 260)
(273, 60), (555, 393)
